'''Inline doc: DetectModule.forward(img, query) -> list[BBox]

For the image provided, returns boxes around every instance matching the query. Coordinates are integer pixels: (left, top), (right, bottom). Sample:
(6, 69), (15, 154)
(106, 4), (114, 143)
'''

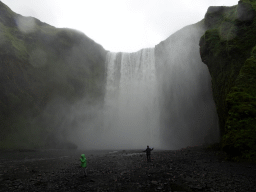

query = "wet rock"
(1, 147), (256, 191)
(88, 170), (94, 174)
(151, 180), (158, 185)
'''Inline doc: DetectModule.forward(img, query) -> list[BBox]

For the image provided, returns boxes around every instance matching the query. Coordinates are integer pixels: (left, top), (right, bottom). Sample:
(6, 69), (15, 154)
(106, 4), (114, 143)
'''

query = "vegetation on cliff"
(200, 0), (256, 161)
(0, 2), (106, 149)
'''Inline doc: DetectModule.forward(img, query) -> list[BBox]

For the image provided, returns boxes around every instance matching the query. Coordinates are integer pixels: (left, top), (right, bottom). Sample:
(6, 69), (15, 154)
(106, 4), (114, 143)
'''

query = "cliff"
(155, 21), (220, 149)
(0, 2), (107, 149)
(200, 0), (256, 160)
(1, 0), (255, 159)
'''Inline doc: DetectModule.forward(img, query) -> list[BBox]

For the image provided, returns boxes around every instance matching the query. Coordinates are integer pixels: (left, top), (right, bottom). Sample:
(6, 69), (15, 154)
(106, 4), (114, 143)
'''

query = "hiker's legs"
(146, 154), (151, 162)
(84, 167), (87, 176)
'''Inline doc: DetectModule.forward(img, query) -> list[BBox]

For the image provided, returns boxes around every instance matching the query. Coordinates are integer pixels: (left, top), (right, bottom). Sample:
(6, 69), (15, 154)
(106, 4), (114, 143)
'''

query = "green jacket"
(80, 154), (87, 168)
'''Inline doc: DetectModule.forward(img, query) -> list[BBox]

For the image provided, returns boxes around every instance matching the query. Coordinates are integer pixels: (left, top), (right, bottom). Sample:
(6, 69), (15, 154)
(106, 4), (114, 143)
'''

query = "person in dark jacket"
(143, 145), (154, 162)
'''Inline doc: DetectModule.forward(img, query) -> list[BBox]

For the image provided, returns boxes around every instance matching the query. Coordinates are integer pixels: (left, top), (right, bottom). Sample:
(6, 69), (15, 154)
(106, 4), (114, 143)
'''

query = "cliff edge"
(200, 0), (256, 161)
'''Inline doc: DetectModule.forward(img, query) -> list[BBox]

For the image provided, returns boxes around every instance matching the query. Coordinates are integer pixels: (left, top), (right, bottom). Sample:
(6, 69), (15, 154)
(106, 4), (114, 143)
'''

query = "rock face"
(0, 2), (106, 149)
(1, 0), (255, 161)
(200, 0), (256, 160)
(155, 21), (220, 149)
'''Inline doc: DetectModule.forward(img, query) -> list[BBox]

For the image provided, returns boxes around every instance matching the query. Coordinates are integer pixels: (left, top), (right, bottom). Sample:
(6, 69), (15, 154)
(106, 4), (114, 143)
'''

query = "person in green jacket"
(80, 154), (87, 177)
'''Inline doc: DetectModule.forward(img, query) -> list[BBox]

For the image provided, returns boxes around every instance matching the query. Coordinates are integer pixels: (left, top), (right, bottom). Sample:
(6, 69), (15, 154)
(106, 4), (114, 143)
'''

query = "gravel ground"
(0, 146), (256, 192)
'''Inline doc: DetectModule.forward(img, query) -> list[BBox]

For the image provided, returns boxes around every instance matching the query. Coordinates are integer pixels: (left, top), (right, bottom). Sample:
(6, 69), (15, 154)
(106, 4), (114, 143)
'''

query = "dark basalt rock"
(237, 0), (256, 22)
(200, 0), (256, 161)
(204, 6), (234, 29)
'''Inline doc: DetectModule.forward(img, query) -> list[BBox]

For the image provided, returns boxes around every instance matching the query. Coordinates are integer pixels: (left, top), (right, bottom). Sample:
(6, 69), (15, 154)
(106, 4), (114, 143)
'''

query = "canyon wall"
(200, 0), (256, 160)
(1, 0), (255, 161)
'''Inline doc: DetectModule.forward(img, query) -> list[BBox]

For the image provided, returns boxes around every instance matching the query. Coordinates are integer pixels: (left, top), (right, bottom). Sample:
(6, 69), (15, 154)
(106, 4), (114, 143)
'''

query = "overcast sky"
(1, 0), (238, 52)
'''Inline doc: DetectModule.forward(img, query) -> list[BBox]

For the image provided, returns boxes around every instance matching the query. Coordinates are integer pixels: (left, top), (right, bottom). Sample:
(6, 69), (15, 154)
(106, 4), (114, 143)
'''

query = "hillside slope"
(0, 2), (106, 149)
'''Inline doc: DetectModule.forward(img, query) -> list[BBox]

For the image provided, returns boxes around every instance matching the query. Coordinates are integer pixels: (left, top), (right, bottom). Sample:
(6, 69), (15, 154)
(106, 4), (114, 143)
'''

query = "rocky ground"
(0, 146), (256, 192)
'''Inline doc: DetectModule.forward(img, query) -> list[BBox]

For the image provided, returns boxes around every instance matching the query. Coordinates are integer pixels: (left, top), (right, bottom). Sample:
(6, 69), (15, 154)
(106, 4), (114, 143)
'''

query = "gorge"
(73, 25), (220, 150)
(1, 0), (256, 161)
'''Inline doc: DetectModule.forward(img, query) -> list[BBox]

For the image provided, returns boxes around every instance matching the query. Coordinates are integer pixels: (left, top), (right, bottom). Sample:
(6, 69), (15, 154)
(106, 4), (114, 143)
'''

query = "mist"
(155, 21), (220, 149)
(65, 21), (219, 150)
(67, 49), (161, 150)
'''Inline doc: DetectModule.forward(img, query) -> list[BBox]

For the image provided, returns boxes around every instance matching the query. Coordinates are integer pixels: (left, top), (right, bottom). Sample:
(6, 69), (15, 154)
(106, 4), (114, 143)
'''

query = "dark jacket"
(143, 147), (153, 155)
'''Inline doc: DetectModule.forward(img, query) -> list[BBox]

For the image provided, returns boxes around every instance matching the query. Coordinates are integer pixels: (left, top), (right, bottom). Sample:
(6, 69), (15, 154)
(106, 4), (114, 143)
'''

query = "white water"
(102, 48), (161, 149)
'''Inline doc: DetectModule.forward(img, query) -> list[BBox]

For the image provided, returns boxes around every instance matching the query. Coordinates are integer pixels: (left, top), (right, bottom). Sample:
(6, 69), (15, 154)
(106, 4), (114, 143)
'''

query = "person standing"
(80, 154), (87, 177)
(143, 145), (154, 162)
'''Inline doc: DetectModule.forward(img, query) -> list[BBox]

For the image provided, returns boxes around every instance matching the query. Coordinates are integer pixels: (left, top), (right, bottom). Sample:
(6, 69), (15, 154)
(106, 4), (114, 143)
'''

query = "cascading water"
(103, 48), (161, 149)
(69, 23), (219, 150)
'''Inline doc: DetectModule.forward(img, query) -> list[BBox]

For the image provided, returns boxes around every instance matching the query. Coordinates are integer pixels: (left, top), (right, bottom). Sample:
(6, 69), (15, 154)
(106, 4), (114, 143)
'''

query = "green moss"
(240, 0), (256, 11)
(0, 23), (28, 60)
(200, 1), (256, 161)
(222, 56), (256, 160)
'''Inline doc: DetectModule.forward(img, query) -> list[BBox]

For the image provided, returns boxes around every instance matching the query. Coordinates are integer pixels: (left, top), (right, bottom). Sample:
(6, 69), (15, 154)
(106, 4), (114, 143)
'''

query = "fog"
(0, 1), (232, 150)
(67, 49), (161, 150)
(102, 49), (160, 149)
(65, 22), (219, 150)
(9, 17), (222, 151)
(155, 22), (220, 149)
(16, 15), (36, 33)
(1, 0), (239, 52)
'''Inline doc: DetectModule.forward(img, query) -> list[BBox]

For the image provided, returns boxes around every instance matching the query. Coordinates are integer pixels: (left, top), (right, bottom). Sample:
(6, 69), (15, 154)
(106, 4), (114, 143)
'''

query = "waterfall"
(69, 24), (219, 150)
(74, 25), (219, 150)
(103, 48), (161, 149)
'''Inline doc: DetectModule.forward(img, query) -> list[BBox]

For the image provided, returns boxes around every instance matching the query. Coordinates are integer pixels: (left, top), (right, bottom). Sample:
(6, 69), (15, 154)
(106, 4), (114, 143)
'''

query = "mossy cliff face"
(200, 0), (256, 160)
(0, 2), (106, 149)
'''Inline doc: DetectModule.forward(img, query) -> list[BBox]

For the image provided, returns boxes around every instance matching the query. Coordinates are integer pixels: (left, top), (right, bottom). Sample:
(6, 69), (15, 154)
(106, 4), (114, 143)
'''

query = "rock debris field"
(0, 146), (256, 192)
